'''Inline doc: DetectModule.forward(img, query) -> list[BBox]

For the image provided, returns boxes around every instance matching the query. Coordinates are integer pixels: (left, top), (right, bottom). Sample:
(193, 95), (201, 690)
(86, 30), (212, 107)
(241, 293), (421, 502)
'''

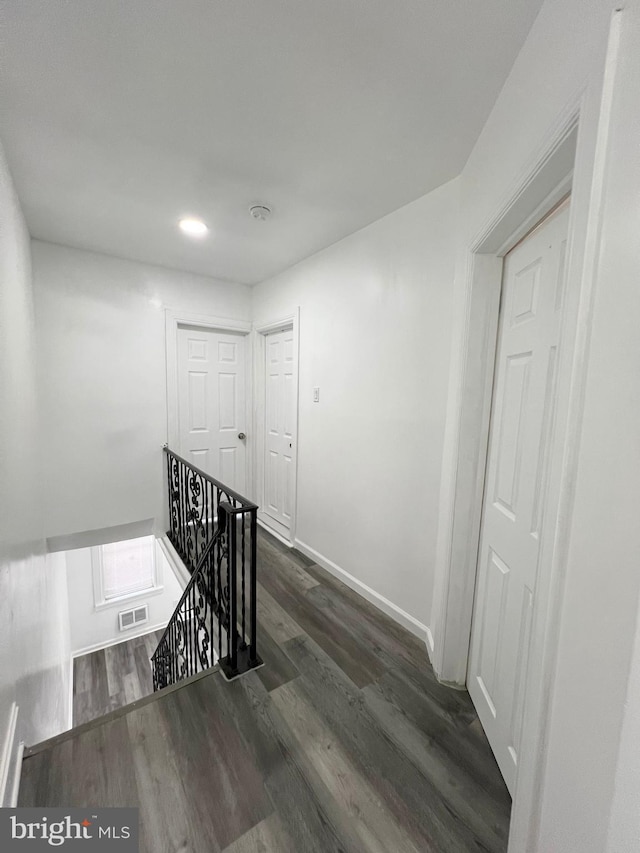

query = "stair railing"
(152, 447), (262, 686)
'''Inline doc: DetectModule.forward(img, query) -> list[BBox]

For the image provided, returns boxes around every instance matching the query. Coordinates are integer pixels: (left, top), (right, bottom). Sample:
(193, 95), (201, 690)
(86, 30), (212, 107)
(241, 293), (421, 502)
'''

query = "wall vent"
(118, 604), (149, 632)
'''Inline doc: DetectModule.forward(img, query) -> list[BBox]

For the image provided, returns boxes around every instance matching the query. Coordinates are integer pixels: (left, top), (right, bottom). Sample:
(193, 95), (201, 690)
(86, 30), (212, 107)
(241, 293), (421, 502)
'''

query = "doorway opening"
(253, 313), (300, 545)
(165, 311), (252, 497)
(467, 198), (570, 794)
(430, 100), (611, 848)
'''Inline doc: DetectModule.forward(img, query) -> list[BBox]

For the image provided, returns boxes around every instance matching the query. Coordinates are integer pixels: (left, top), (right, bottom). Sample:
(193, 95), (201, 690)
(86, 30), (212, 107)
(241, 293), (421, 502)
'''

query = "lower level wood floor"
(20, 529), (511, 852)
(73, 629), (164, 727)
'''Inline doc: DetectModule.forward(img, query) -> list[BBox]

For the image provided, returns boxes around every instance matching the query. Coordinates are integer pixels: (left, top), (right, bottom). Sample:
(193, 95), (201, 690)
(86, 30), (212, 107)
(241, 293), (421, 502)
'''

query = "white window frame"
(92, 537), (165, 611)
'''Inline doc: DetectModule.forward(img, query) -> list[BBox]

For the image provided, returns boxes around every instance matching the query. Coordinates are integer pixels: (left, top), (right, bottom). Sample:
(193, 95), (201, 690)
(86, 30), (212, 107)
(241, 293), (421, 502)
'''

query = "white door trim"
(252, 310), (300, 544)
(431, 9), (623, 845)
(165, 310), (252, 472)
(467, 199), (570, 796)
(432, 108), (580, 682)
(0, 702), (19, 807)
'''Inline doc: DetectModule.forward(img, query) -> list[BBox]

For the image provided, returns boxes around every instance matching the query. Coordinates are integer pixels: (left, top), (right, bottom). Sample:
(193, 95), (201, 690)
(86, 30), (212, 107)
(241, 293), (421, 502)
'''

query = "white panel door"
(264, 327), (295, 531)
(177, 326), (246, 494)
(468, 202), (569, 795)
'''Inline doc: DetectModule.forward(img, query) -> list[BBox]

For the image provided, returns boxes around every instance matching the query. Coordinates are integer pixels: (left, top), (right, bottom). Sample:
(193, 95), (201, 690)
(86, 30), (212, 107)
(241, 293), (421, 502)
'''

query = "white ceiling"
(0, 1), (543, 285)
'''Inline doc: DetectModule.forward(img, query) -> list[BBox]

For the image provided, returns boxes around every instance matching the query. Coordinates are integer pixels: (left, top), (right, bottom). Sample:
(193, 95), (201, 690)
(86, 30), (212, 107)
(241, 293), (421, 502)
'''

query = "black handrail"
(152, 448), (262, 685)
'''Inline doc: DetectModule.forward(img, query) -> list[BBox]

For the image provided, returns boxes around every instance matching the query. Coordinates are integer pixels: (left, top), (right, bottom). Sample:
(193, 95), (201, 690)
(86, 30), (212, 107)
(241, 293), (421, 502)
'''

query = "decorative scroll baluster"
(216, 518), (223, 663)
(152, 448), (263, 689)
(179, 454), (186, 559)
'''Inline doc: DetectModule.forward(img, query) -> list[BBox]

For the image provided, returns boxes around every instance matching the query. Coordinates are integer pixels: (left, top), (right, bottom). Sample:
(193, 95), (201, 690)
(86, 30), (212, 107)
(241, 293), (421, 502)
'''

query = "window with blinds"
(100, 536), (156, 600)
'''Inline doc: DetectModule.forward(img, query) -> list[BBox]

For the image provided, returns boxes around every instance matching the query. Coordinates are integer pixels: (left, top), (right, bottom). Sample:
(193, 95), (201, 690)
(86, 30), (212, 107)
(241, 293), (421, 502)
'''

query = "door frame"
(431, 113), (578, 680)
(165, 309), (252, 490)
(252, 310), (300, 545)
(466, 195), (571, 797)
(431, 27), (622, 847)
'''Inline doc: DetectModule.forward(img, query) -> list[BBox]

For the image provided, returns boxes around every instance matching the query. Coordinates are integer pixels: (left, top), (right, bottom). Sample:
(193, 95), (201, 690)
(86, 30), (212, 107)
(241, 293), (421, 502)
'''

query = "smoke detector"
(249, 204), (272, 221)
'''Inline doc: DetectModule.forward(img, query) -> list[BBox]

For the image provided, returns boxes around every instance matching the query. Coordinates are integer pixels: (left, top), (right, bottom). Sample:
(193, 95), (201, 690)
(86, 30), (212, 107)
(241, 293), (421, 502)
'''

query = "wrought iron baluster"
(217, 513), (224, 662)
(209, 545), (214, 668)
(174, 453), (181, 548)
(194, 582), (200, 675)
(170, 454), (178, 551)
(165, 450), (172, 541)
(174, 455), (180, 557)
(211, 484), (215, 533)
(185, 467), (193, 569)
(156, 447), (262, 689)
(250, 509), (258, 664)
(185, 462), (193, 569)
(204, 480), (209, 558)
(185, 588), (191, 678)
(168, 624), (173, 686)
(191, 472), (198, 569)
(178, 457), (186, 561)
(174, 621), (179, 684)
(228, 505), (238, 676)
(241, 511), (247, 647)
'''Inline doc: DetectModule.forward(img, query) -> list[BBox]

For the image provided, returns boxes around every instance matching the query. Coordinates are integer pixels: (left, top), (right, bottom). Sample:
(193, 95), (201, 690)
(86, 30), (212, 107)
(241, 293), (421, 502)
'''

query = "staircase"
(152, 447), (262, 686)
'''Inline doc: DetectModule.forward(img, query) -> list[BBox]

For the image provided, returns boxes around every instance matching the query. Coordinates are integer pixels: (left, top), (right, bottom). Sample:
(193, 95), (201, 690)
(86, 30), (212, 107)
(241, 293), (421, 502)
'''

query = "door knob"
(238, 432), (246, 440)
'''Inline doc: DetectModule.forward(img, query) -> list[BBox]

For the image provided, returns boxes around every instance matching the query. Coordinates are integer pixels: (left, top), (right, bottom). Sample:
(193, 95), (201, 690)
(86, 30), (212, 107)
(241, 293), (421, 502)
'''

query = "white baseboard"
(9, 742), (24, 807)
(0, 703), (20, 807)
(68, 657), (75, 731)
(294, 538), (431, 644)
(257, 516), (293, 548)
(72, 623), (168, 659)
(425, 626), (436, 663)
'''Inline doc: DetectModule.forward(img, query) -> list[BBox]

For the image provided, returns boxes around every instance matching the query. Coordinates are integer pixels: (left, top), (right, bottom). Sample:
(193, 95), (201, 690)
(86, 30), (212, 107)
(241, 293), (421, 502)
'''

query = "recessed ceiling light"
(179, 217), (208, 236)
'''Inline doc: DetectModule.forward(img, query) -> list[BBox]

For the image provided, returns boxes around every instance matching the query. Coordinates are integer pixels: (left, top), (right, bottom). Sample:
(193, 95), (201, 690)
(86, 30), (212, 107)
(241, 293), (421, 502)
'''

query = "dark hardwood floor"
(20, 529), (511, 852)
(73, 629), (165, 727)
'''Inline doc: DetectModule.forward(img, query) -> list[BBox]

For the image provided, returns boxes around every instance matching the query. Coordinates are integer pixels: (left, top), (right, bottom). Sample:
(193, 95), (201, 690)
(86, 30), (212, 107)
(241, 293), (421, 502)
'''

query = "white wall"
(252, 178), (459, 633)
(429, 0), (639, 850)
(538, 3), (640, 850)
(435, 0), (618, 631)
(33, 241), (251, 541)
(65, 542), (182, 656)
(0, 143), (71, 776)
(607, 618), (640, 853)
